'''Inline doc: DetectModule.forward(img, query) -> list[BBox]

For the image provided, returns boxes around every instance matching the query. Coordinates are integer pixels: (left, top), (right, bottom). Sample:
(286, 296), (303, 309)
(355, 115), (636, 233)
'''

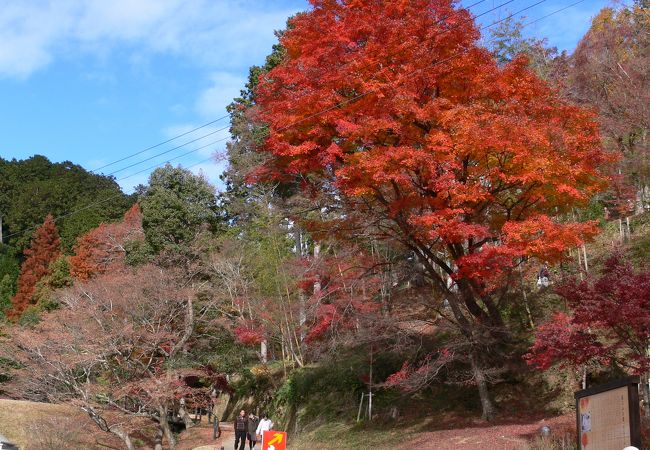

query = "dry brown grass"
(0, 399), (123, 449)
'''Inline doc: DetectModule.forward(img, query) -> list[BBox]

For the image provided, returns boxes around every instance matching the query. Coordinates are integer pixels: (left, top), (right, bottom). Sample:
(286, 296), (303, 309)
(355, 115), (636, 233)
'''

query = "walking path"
(179, 413), (574, 449)
(177, 422), (238, 450)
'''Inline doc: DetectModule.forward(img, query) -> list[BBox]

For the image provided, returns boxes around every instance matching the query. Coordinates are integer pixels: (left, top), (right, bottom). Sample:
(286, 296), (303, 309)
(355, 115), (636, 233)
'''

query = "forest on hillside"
(1, 1), (650, 449)
(0, 156), (133, 321)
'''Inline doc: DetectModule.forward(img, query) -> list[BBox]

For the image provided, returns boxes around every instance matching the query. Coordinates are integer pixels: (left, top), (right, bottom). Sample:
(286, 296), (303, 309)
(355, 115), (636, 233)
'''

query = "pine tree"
(8, 215), (61, 319)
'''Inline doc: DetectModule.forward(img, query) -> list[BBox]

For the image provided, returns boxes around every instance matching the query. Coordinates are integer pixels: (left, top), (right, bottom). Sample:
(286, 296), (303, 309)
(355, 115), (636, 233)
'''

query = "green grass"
(289, 422), (404, 450)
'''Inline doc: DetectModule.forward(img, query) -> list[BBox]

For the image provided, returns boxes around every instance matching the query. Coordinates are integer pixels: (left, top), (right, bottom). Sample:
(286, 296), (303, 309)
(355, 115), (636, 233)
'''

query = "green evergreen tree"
(139, 164), (220, 255)
(0, 274), (15, 319)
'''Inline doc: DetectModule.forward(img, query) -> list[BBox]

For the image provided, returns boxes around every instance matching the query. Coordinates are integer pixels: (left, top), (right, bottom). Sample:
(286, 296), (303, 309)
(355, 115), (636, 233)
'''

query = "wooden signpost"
(262, 430), (287, 450)
(575, 376), (641, 450)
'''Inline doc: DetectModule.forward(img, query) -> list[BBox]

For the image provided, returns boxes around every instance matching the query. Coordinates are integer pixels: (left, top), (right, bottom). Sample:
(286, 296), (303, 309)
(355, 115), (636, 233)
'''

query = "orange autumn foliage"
(69, 204), (144, 280)
(255, 0), (612, 294)
(8, 215), (61, 319)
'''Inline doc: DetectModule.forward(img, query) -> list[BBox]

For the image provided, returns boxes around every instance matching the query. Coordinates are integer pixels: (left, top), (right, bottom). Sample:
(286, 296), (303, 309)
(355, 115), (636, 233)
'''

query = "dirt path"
(177, 422), (241, 450)
(179, 414), (574, 450)
(408, 414), (574, 450)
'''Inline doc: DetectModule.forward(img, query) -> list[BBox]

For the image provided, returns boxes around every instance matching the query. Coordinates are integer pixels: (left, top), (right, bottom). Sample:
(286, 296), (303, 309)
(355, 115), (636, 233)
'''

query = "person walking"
(208, 389), (217, 424)
(537, 263), (550, 288)
(212, 395), (221, 439)
(255, 413), (273, 448)
(234, 409), (248, 450)
(247, 412), (260, 449)
(212, 406), (221, 440)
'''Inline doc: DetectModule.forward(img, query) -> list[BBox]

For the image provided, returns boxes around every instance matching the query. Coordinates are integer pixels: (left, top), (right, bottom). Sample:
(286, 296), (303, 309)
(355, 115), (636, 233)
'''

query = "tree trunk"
(153, 427), (163, 450)
(158, 405), (177, 448)
(260, 339), (268, 363)
(178, 398), (194, 430)
(470, 351), (495, 421)
(518, 261), (535, 329)
(110, 427), (136, 450)
(420, 257), (498, 421)
(642, 372), (650, 418)
(619, 218), (625, 243)
(171, 296), (194, 358)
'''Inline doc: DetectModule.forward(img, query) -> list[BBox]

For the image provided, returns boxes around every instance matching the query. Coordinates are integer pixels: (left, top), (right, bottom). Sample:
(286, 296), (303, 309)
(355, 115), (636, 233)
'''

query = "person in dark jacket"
(211, 395), (221, 439)
(234, 409), (248, 450)
(247, 412), (260, 449)
(212, 405), (221, 439)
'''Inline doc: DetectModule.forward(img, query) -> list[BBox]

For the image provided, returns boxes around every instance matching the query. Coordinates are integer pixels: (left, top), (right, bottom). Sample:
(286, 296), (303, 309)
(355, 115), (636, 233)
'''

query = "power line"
(106, 127), (226, 176)
(524, 0), (586, 26)
(93, 0), (499, 179)
(117, 143), (222, 182)
(91, 114), (230, 173)
(3, 0), (582, 243)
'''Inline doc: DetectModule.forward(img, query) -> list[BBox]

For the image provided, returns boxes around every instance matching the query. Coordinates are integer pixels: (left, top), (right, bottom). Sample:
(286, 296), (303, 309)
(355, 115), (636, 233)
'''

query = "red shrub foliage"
(527, 253), (650, 373)
(234, 321), (265, 345)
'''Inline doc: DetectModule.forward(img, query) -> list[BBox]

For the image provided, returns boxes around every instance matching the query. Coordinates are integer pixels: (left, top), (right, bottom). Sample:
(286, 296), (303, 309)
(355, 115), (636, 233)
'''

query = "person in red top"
(234, 409), (248, 450)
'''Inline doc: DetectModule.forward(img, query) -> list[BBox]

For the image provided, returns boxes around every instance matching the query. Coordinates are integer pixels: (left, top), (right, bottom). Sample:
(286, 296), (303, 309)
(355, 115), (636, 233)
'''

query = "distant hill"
(0, 155), (134, 318)
(0, 155), (133, 251)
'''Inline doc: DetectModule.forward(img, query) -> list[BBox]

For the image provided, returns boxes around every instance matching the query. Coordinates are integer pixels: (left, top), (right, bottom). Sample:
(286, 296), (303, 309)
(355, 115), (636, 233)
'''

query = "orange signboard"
(262, 430), (287, 450)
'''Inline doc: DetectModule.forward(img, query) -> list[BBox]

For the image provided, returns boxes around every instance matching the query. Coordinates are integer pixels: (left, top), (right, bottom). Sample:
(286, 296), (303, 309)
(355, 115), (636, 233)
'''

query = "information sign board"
(575, 376), (641, 450)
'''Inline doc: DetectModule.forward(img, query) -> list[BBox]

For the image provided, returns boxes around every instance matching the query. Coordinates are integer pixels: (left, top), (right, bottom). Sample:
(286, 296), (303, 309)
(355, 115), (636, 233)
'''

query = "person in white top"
(255, 413), (273, 447)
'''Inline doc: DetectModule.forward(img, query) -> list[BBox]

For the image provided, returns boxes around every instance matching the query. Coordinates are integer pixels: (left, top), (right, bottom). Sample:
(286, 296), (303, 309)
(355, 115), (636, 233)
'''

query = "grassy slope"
(0, 399), (72, 447)
(288, 414), (575, 450)
(0, 399), (122, 449)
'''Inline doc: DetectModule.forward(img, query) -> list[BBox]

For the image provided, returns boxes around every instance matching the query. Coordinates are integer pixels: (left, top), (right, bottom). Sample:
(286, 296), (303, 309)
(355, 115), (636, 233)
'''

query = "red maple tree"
(8, 215), (61, 319)
(253, 0), (612, 419)
(69, 204), (144, 280)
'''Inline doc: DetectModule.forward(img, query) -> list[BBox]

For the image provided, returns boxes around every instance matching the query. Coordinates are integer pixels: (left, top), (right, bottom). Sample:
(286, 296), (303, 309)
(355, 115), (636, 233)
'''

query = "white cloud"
(0, 0), (300, 78)
(0, 0), (302, 192)
(191, 159), (227, 191)
(155, 70), (244, 192)
(196, 71), (245, 118)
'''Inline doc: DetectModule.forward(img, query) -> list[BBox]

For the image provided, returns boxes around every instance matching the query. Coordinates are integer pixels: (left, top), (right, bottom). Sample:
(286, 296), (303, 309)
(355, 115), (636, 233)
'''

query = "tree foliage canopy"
(256, 0), (610, 327)
(139, 164), (220, 255)
(527, 253), (650, 374)
(8, 215), (61, 319)
(0, 155), (133, 251)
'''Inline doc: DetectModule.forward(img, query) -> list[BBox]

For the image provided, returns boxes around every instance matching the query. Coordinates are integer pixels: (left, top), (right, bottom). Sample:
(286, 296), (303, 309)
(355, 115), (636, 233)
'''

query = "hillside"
(0, 155), (134, 320)
(0, 399), (125, 449)
(1, 1), (649, 448)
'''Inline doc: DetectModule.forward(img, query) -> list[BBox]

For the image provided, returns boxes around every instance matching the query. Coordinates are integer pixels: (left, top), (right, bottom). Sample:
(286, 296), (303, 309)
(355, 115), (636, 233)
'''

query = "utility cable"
(3, 0), (584, 243)
(91, 115), (230, 172)
(93, 0), (498, 178)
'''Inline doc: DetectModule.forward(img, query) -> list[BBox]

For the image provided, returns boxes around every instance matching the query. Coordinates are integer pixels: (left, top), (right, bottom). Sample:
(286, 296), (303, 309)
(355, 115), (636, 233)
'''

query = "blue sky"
(0, 0), (612, 193)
